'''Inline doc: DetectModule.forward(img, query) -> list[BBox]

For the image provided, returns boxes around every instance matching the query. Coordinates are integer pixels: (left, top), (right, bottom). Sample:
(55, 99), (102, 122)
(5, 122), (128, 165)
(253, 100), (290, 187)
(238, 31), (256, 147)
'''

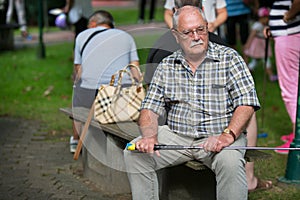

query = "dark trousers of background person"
(138, 0), (156, 23)
(0, 0), (7, 24)
(72, 17), (88, 49)
(74, 17), (88, 39)
(226, 14), (250, 47)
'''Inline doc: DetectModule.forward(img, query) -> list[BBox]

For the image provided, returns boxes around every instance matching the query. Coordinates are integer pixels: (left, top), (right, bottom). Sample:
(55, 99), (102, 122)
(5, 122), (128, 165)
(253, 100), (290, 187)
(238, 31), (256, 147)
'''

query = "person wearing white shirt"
(164, 0), (227, 34)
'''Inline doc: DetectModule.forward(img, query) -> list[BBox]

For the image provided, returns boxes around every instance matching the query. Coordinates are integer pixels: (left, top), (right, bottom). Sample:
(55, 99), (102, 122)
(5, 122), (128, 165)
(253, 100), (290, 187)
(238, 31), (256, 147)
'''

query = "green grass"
(2, 6), (300, 199)
(107, 7), (165, 25)
(0, 43), (74, 137)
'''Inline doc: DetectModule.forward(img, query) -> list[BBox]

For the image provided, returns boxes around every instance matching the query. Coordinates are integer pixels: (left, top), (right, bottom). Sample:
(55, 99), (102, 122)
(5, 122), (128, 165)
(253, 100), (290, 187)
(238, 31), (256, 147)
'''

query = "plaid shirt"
(141, 42), (260, 138)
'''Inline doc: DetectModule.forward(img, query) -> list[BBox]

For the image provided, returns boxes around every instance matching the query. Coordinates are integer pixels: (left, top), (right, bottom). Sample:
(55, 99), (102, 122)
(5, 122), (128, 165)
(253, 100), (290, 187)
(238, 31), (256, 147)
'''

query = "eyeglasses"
(173, 25), (208, 39)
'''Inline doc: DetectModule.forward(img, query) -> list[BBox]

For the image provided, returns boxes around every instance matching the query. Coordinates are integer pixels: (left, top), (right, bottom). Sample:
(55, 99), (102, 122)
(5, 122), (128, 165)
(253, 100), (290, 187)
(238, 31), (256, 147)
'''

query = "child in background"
(244, 7), (277, 82)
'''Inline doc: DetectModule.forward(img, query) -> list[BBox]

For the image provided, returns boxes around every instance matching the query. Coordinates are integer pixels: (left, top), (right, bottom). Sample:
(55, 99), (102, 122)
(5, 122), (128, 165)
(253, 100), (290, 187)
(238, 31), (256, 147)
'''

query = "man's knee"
(214, 150), (246, 172)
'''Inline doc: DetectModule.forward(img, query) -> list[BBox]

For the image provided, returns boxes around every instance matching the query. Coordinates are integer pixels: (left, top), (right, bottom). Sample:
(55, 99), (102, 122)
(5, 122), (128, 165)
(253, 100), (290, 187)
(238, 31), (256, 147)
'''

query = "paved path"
(14, 22), (167, 49)
(13, 0), (167, 49)
(0, 117), (132, 200)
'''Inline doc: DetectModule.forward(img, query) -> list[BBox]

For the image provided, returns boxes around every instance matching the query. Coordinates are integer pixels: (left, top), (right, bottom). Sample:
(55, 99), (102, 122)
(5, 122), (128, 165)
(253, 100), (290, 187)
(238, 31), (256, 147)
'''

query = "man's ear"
(171, 29), (180, 43)
(88, 21), (97, 28)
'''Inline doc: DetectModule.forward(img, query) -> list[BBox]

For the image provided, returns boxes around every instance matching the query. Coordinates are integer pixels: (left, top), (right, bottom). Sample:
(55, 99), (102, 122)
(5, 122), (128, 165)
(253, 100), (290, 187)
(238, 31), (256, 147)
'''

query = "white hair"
(172, 6), (207, 29)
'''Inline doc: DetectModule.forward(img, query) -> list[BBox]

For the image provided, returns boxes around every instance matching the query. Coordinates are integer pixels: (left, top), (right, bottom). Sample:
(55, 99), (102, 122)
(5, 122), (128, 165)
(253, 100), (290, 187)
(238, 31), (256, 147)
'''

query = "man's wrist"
(222, 128), (236, 141)
(142, 133), (157, 139)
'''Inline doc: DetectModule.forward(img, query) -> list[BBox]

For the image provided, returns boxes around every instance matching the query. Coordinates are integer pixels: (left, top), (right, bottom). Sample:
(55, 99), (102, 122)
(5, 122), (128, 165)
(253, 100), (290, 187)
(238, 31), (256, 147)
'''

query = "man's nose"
(192, 31), (201, 40)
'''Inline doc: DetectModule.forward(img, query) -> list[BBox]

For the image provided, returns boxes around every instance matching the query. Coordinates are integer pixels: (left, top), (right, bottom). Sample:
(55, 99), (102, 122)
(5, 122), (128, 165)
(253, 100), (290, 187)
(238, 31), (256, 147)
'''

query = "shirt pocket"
(207, 83), (228, 116)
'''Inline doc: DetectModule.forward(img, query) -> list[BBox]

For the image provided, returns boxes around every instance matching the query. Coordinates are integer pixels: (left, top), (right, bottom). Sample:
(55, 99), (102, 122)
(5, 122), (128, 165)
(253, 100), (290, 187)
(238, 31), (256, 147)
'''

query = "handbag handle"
(124, 64), (144, 94)
(109, 64), (144, 90)
(124, 64), (144, 85)
(109, 68), (135, 88)
(109, 64), (144, 99)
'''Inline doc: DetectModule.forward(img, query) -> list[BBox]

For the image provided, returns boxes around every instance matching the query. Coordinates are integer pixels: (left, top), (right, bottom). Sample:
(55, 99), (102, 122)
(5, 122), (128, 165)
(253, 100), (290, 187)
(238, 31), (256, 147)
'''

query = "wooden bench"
(0, 24), (19, 51)
(60, 107), (272, 199)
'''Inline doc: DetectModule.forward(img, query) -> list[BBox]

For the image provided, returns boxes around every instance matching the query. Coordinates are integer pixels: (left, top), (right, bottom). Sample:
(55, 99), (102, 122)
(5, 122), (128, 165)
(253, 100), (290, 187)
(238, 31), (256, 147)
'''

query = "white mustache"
(190, 39), (204, 47)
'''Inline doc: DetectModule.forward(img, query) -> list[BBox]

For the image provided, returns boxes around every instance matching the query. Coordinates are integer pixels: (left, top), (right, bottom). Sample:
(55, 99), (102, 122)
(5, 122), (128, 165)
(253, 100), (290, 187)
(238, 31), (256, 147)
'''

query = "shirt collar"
(206, 42), (222, 62)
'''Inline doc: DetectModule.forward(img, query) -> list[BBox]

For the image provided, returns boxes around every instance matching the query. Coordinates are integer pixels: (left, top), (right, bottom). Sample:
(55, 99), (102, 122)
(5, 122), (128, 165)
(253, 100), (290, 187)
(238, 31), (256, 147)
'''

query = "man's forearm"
(73, 64), (81, 82)
(214, 8), (227, 29)
(164, 9), (173, 28)
(284, 0), (300, 22)
(227, 106), (255, 139)
(138, 109), (159, 138)
(64, 0), (74, 12)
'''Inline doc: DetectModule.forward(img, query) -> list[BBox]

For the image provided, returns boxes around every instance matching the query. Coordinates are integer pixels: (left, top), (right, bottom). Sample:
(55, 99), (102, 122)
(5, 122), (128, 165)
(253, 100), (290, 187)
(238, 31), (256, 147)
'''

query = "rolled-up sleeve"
(228, 53), (260, 111)
(141, 63), (166, 116)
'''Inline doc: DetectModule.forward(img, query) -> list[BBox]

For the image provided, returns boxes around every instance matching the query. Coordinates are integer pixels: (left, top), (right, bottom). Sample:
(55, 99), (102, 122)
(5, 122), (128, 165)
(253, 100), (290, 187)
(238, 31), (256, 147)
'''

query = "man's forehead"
(178, 8), (203, 20)
(178, 11), (204, 29)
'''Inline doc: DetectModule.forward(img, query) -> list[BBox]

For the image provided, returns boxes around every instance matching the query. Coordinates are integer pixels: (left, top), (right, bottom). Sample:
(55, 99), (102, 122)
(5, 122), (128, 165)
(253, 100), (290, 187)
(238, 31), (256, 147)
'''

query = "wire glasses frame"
(173, 25), (208, 39)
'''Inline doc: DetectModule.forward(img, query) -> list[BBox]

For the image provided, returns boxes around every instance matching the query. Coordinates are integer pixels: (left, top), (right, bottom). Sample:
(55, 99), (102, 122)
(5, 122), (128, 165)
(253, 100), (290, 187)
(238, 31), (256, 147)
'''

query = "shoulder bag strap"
(80, 29), (108, 56)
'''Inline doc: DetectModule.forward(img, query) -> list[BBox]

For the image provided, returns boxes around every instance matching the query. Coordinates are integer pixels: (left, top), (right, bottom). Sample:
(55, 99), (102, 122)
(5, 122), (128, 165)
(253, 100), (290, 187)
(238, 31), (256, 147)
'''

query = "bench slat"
(185, 160), (209, 171)
(244, 148), (272, 162)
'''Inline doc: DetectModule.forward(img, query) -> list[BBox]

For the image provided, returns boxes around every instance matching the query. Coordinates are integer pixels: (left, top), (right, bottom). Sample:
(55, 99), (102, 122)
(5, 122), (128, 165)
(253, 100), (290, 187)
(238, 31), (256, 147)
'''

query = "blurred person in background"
(243, 6), (278, 82)
(138, 0), (157, 23)
(225, 0), (251, 59)
(164, 0), (228, 35)
(6, 0), (30, 39)
(64, 0), (93, 39)
(265, 0), (300, 154)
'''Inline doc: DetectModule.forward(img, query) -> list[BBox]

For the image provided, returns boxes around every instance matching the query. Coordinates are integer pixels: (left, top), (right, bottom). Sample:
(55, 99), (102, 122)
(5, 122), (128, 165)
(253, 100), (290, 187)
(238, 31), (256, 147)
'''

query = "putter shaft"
(154, 144), (300, 151)
(126, 143), (300, 151)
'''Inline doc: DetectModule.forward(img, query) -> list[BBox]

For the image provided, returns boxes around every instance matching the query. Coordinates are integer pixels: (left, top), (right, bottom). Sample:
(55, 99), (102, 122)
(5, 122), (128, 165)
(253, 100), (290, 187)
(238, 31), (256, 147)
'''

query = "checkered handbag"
(94, 64), (145, 124)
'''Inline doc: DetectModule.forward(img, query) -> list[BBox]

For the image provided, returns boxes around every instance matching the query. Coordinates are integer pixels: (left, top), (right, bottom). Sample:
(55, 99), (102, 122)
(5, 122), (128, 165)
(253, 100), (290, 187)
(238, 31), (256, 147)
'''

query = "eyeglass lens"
(183, 26), (207, 37)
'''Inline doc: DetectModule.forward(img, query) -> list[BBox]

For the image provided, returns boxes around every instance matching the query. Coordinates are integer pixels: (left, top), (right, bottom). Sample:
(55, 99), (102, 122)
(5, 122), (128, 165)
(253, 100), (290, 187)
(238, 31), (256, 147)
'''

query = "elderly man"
(124, 6), (260, 200)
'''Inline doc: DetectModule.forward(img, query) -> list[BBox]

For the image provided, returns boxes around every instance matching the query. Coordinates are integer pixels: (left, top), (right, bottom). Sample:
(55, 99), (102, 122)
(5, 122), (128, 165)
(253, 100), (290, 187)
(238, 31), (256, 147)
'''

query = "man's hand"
(202, 134), (234, 152)
(263, 27), (271, 38)
(135, 135), (160, 156)
(208, 22), (216, 33)
(283, 0), (300, 23)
